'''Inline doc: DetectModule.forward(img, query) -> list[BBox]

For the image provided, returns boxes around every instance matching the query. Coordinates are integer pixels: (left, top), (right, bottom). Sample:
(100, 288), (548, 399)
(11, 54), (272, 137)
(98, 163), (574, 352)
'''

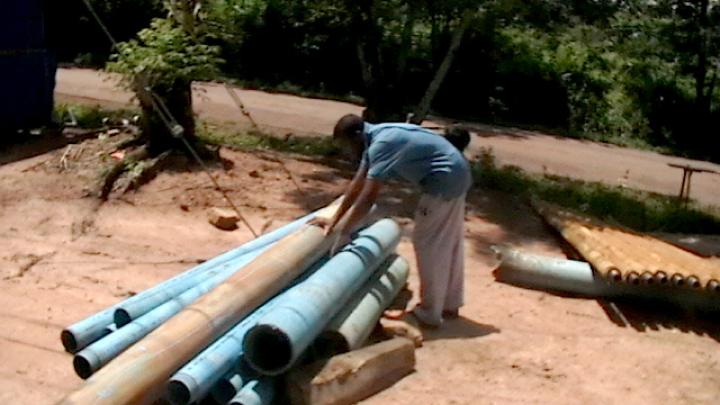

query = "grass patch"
(473, 148), (720, 234)
(55, 103), (138, 128)
(198, 123), (338, 157)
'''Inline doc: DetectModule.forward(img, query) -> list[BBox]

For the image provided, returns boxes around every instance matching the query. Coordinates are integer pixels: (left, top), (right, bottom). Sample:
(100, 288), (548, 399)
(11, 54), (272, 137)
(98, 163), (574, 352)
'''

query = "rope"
(79, 0), (257, 237)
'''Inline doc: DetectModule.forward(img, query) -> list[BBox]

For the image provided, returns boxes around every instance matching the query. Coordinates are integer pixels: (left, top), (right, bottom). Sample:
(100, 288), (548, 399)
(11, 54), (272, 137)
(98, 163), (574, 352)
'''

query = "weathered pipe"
(243, 219), (401, 376)
(60, 211), (316, 353)
(166, 260), (326, 405)
(625, 271), (640, 286)
(113, 212), (317, 327)
(707, 280), (720, 293)
(316, 255), (409, 353)
(491, 246), (609, 296)
(166, 207), (380, 405)
(671, 273), (685, 287)
(58, 204), (341, 405)
(655, 271), (669, 285)
(228, 379), (274, 405)
(73, 245), (272, 379)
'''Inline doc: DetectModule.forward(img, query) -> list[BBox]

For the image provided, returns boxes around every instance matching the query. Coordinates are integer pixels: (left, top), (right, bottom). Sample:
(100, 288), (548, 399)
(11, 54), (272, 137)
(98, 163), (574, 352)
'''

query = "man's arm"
(325, 159), (369, 234)
(336, 178), (382, 237)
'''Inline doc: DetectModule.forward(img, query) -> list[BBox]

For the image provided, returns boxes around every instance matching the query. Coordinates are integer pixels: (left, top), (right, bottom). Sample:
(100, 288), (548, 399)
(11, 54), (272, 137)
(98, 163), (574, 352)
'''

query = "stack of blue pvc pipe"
(61, 209), (408, 405)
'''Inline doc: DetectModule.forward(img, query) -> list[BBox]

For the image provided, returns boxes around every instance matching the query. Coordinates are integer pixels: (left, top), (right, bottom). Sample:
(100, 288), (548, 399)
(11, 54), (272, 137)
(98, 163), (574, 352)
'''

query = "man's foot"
(410, 307), (442, 329)
(442, 309), (460, 319)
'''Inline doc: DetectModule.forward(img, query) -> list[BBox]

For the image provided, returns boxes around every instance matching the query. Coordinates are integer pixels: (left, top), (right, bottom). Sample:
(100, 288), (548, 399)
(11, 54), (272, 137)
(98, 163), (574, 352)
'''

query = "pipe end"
(243, 324), (293, 376)
(654, 271), (669, 285)
(72, 354), (95, 380)
(686, 276), (701, 289)
(113, 309), (132, 327)
(61, 330), (78, 353)
(625, 272), (640, 286)
(167, 379), (193, 405)
(671, 273), (685, 287)
(211, 378), (239, 404)
(607, 268), (622, 283)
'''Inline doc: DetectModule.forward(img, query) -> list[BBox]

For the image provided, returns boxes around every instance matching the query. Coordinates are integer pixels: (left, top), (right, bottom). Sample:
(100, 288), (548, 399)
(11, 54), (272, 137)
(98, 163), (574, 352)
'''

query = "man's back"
(365, 123), (472, 199)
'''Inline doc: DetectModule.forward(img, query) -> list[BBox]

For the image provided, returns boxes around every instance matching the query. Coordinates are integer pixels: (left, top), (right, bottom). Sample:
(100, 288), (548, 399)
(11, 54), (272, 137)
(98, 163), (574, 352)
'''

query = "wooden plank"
(287, 337), (415, 405)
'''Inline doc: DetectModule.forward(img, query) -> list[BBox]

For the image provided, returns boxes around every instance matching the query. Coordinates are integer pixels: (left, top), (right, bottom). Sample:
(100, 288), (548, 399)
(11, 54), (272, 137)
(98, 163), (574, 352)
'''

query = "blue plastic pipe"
(492, 245), (608, 296)
(317, 254), (409, 353)
(60, 211), (316, 353)
(113, 212), (318, 326)
(72, 244), (274, 379)
(166, 260), (326, 405)
(228, 379), (275, 405)
(243, 218), (401, 376)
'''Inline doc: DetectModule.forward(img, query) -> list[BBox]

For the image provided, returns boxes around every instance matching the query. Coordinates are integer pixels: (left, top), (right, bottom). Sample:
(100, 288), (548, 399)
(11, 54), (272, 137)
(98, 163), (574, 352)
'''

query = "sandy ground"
(1, 69), (719, 404)
(55, 68), (720, 207)
(2, 128), (720, 405)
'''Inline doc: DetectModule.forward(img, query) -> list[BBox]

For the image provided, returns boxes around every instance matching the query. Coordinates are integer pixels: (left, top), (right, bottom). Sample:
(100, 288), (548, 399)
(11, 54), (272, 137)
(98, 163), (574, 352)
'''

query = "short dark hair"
(333, 114), (364, 140)
(444, 126), (471, 151)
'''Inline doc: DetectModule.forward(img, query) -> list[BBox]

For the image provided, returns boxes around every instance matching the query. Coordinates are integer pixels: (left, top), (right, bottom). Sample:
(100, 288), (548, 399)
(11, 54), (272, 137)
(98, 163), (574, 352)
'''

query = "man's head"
(444, 126), (471, 152)
(333, 114), (366, 160)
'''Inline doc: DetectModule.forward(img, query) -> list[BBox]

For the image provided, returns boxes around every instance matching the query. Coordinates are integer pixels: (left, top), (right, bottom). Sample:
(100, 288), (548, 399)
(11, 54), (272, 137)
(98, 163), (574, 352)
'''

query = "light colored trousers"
(412, 193), (466, 326)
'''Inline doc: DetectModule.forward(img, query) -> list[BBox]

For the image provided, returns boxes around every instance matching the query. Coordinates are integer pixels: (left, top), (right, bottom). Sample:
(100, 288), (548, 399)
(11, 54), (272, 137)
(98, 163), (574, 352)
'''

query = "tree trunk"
(410, 11), (474, 125)
(135, 80), (197, 155)
(396, 3), (416, 85)
(694, 0), (711, 116)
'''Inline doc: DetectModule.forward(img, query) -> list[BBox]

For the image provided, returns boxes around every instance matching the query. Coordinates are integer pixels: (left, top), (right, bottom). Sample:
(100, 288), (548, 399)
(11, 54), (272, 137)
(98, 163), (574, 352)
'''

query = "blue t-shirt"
(363, 123), (472, 199)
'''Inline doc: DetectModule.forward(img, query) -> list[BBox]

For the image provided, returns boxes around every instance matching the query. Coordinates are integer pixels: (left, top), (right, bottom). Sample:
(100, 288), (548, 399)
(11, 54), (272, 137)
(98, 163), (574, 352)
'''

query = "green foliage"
(198, 123), (339, 157)
(55, 104), (138, 128)
(472, 147), (720, 234)
(107, 18), (223, 90)
(61, 0), (720, 160)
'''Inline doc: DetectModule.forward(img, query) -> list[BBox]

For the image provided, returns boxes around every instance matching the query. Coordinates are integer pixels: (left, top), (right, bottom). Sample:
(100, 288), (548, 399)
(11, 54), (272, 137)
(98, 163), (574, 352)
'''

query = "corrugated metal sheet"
(534, 200), (720, 292)
(0, 0), (56, 131)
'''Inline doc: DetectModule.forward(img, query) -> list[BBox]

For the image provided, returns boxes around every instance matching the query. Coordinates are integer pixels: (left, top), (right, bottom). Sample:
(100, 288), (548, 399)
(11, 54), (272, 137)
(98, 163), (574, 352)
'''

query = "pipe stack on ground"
(242, 219), (401, 376)
(59, 202), (411, 405)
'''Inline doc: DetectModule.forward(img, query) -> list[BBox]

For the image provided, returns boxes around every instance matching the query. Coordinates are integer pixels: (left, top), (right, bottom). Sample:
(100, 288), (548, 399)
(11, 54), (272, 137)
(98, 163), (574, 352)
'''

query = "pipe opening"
(654, 271), (668, 285)
(211, 379), (238, 404)
(607, 269), (622, 283)
(686, 276), (701, 289)
(114, 309), (132, 327)
(671, 274), (685, 287)
(244, 325), (292, 375)
(61, 330), (78, 353)
(626, 272), (640, 285)
(73, 355), (94, 380)
(640, 272), (654, 285)
(707, 280), (720, 293)
(167, 380), (192, 405)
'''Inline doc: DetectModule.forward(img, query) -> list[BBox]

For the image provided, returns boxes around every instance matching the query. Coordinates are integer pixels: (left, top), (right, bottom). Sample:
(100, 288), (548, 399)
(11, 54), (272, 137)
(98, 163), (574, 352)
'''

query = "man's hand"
(308, 217), (335, 235)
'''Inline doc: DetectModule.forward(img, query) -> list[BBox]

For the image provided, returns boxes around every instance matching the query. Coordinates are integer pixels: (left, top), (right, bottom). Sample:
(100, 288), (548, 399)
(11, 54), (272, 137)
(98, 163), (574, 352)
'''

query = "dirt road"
(1, 128), (720, 404)
(55, 68), (720, 207)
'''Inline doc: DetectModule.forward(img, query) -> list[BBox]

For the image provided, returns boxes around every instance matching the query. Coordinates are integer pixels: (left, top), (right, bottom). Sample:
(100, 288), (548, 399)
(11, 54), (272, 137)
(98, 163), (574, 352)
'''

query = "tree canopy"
(57, 0), (720, 160)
